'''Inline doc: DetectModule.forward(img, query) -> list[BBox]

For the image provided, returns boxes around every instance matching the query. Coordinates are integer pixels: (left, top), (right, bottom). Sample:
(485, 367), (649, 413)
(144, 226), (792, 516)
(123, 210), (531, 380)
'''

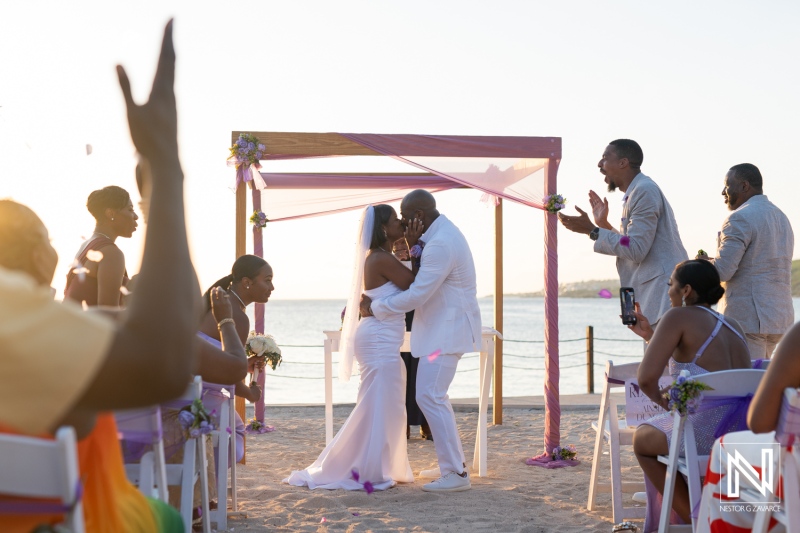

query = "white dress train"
(284, 281), (414, 490)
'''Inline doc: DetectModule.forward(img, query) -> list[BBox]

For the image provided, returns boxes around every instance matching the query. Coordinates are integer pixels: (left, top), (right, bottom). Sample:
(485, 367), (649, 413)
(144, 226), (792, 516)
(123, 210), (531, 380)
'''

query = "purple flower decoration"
(226, 427), (233, 434)
(620, 236), (630, 247)
(676, 375), (686, 385)
(363, 481), (374, 495)
(351, 469), (360, 482)
(190, 428), (201, 438)
(178, 410), (194, 428)
(670, 388), (681, 402)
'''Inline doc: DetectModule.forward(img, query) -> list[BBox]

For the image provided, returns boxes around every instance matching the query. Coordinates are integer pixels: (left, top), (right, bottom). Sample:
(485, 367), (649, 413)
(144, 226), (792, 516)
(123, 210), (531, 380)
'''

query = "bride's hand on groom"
(359, 294), (373, 317)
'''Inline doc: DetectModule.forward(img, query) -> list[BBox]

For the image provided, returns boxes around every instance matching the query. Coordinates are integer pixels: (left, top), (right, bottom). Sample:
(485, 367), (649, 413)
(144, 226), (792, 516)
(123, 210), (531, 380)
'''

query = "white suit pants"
(415, 353), (466, 475)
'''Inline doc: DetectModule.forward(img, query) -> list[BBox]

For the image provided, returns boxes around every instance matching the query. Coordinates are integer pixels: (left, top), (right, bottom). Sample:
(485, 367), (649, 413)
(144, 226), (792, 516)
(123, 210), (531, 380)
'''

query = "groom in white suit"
(360, 189), (482, 492)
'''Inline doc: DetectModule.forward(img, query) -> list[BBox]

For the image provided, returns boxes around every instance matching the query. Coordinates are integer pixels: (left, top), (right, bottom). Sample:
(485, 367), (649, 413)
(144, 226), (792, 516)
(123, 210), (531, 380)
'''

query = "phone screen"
(620, 287), (637, 325)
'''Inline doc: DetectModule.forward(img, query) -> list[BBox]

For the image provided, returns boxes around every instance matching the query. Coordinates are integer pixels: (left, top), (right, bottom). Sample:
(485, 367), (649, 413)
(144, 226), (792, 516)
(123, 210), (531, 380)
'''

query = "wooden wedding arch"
(230, 131), (563, 458)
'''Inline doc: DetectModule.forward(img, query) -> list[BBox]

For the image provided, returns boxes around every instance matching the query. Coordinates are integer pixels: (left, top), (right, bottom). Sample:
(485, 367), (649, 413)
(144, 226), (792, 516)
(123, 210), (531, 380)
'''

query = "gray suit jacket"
(711, 194), (794, 334)
(371, 214), (482, 356)
(594, 173), (688, 323)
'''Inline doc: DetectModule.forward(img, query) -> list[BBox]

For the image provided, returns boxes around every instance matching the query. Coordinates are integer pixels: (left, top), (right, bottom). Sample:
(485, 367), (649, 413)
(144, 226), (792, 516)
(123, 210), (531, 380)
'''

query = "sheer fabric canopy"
(246, 133), (558, 221)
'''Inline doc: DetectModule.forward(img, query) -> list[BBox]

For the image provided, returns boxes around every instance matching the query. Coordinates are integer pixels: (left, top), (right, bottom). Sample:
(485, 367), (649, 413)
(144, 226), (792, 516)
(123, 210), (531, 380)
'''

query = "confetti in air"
(86, 250), (104, 262)
(426, 349), (442, 362)
(597, 289), (612, 299)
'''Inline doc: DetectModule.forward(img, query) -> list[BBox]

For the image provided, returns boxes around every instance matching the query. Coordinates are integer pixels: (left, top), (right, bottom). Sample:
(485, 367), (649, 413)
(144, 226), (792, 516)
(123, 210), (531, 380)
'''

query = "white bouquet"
(246, 331), (282, 371)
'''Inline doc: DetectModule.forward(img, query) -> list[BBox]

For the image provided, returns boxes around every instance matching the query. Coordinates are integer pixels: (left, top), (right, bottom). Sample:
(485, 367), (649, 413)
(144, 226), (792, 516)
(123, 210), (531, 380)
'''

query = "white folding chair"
(752, 387), (800, 533)
(658, 369), (765, 532)
(588, 360), (670, 522)
(116, 405), (169, 502)
(205, 382), (239, 531)
(0, 426), (85, 533)
(164, 376), (211, 533)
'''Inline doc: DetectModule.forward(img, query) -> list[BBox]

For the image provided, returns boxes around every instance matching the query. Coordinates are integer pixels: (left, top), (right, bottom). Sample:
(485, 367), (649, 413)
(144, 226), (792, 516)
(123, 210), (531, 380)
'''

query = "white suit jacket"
(711, 194), (794, 334)
(371, 214), (482, 356)
(593, 173), (688, 323)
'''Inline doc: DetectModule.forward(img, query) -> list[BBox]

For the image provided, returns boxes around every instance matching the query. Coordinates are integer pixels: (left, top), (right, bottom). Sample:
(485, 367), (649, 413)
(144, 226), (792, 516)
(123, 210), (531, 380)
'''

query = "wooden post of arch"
(493, 198), (504, 424)
(235, 184), (247, 463)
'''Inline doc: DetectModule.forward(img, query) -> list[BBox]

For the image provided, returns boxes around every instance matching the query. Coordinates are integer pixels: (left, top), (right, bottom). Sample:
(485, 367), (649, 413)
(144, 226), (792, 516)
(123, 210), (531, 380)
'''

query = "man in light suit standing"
(559, 139), (688, 324)
(697, 163), (794, 358)
(360, 189), (481, 492)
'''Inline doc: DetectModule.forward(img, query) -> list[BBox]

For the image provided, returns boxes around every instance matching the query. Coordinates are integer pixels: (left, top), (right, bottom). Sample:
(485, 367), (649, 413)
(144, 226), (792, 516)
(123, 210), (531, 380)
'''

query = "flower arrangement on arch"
(250, 210), (268, 229)
(551, 444), (577, 461)
(246, 331), (282, 371)
(663, 370), (714, 416)
(230, 133), (265, 168)
(177, 398), (216, 439)
(543, 193), (567, 213)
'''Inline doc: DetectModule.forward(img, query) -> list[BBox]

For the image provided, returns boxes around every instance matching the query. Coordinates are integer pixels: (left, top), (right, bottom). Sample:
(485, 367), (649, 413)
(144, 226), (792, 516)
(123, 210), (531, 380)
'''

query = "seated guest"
(198, 254), (275, 462)
(0, 21), (195, 532)
(627, 260), (751, 528)
(64, 185), (138, 306)
(696, 322), (800, 532)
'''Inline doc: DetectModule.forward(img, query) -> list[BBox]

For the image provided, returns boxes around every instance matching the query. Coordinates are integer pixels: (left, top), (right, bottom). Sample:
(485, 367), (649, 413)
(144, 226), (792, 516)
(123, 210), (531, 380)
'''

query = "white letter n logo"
(727, 448), (774, 498)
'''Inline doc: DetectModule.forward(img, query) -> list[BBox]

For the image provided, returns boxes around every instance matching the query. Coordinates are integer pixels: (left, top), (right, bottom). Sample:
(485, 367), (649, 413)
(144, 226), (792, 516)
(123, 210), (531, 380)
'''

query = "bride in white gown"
(284, 204), (422, 490)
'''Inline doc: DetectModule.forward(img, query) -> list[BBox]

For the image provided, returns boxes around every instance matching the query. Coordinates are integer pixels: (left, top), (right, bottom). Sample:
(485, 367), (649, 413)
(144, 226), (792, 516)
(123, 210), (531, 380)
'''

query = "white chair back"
(163, 376), (210, 533)
(659, 368), (765, 532)
(116, 405), (169, 502)
(0, 426), (85, 533)
(752, 387), (800, 533)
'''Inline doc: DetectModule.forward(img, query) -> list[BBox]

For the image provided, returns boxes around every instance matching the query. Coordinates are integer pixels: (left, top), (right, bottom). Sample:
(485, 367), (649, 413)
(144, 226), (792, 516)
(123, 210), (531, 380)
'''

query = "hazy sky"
(2, 1), (798, 300)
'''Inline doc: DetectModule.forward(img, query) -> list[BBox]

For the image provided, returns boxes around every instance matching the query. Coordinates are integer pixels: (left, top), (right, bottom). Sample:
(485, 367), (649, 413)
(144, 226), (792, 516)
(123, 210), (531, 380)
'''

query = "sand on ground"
(219, 400), (645, 532)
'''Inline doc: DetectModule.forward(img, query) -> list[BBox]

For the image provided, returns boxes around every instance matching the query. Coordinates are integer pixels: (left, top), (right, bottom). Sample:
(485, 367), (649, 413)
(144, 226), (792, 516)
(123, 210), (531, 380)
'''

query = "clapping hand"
(557, 206), (595, 235)
(588, 190), (611, 229)
(117, 20), (179, 167)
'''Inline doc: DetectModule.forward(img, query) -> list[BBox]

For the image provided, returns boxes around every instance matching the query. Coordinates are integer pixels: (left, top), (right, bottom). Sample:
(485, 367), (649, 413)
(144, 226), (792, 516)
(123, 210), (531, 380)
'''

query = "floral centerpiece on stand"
(177, 398), (215, 439)
(228, 133), (266, 188)
(664, 369), (714, 416)
(543, 193), (567, 213)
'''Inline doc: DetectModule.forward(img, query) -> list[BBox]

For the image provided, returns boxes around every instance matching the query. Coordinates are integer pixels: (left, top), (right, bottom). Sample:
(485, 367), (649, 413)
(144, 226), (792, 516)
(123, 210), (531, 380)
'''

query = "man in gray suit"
(697, 163), (794, 358)
(559, 139), (688, 324)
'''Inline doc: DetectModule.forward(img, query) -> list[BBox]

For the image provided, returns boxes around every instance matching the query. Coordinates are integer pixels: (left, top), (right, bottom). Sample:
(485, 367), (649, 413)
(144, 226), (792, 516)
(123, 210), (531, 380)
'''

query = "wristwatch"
(589, 227), (600, 241)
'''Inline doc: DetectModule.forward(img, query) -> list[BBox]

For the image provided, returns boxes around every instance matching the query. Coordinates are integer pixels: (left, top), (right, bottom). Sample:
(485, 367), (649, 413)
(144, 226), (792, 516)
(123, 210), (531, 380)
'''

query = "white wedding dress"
(284, 281), (414, 490)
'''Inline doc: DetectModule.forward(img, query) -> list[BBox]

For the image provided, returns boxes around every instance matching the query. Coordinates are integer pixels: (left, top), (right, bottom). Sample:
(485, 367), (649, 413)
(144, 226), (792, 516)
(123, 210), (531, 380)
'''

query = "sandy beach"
(224, 397), (644, 532)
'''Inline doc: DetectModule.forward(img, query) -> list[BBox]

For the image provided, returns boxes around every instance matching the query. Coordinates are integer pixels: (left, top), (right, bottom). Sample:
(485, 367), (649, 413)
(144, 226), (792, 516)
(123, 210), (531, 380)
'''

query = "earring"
(111, 217), (114, 221)
(681, 296), (686, 307)
(246, 284), (250, 289)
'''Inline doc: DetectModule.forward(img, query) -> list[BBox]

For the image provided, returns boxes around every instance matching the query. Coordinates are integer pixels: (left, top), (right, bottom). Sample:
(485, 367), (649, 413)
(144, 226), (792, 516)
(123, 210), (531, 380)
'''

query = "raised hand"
(210, 287), (232, 324)
(588, 190), (612, 230)
(116, 20), (178, 165)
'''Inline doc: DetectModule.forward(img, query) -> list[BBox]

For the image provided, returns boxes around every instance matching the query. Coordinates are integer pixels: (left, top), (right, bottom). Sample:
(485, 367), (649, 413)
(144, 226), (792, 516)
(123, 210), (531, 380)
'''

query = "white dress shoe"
(422, 471), (471, 492)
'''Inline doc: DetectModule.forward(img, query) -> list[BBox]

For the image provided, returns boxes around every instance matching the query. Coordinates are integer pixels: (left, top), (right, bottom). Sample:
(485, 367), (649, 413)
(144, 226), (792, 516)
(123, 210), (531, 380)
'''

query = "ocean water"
(258, 297), (800, 405)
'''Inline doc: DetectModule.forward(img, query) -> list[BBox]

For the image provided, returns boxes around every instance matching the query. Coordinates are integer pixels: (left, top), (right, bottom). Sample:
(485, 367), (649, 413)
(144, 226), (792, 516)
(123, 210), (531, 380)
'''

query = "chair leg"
(197, 436), (211, 533)
(587, 399), (609, 511)
(659, 416), (684, 532)
(180, 440), (196, 533)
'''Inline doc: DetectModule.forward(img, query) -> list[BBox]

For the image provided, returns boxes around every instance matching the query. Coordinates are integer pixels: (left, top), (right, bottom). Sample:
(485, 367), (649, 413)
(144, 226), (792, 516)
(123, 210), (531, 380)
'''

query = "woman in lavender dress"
(628, 260), (752, 529)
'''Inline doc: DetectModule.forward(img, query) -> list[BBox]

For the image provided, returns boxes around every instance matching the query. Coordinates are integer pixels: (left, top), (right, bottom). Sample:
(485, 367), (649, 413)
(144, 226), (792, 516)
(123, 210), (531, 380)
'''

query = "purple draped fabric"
(0, 480), (83, 515)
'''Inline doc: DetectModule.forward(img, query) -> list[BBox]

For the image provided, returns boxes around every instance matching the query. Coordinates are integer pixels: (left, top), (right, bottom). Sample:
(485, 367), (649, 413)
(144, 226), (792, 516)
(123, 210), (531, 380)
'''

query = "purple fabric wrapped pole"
(251, 187), (266, 425)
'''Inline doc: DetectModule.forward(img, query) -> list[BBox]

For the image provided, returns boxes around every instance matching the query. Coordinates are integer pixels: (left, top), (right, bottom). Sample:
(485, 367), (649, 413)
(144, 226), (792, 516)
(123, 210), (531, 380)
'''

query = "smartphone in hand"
(620, 287), (637, 325)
